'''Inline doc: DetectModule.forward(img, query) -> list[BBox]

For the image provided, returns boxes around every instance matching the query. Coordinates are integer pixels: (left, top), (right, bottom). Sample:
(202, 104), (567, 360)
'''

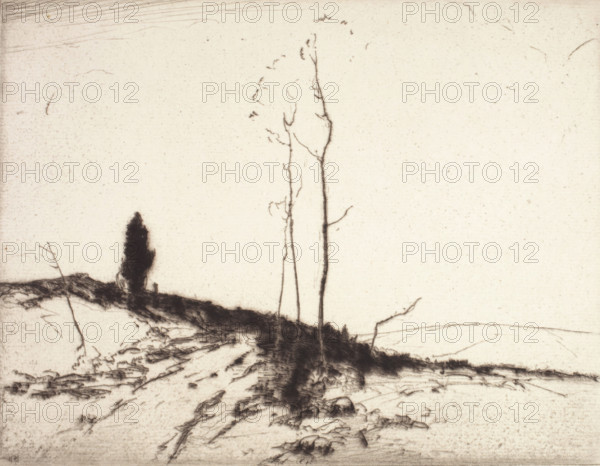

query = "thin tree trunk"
(283, 110), (302, 323)
(311, 47), (333, 365)
(317, 160), (329, 364)
(275, 219), (289, 352)
(291, 36), (345, 365)
(288, 180), (301, 324)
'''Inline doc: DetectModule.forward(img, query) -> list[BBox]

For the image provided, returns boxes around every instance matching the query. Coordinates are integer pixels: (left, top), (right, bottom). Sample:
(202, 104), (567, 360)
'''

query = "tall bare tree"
(266, 106), (302, 326)
(294, 35), (352, 363)
(282, 105), (302, 323)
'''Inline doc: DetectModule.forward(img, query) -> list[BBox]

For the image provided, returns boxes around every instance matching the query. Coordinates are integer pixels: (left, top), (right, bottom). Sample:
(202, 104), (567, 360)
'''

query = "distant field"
(360, 322), (600, 375)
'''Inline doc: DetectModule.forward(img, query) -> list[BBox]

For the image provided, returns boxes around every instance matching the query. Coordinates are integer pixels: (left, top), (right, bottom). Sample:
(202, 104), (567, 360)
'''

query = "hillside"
(1, 274), (598, 464)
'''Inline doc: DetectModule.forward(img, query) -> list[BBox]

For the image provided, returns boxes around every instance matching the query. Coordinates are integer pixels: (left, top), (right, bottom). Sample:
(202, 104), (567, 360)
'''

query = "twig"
(293, 132), (321, 160)
(328, 205), (353, 227)
(40, 243), (86, 354)
(568, 38), (596, 60)
(133, 366), (184, 394)
(370, 297), (421, 351)
(268, 198), (288, 220)
(265, 128), (288, 146)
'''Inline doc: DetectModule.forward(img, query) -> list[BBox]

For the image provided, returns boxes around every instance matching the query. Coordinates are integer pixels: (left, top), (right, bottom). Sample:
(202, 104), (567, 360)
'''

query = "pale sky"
(1, 0), (599, 336)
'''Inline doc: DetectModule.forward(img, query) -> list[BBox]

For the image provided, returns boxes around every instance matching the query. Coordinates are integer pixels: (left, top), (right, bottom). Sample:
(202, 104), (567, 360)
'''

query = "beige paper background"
(1, 0), (599, 342)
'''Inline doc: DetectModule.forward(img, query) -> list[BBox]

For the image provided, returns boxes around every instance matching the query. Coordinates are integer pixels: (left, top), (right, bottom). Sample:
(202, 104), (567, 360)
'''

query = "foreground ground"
(1, 275), (598, 464)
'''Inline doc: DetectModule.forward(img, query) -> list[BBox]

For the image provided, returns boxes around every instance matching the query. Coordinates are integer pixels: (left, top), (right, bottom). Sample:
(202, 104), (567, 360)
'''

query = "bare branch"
(268, 198), (288, 220)
(370, 297), (422, 352)
(328, 205), (353, 227)
(293, 132), (321, 160)
(250, 77), (264, 103)
(40, 243), (86, 354)
(265, 128), (288, 146)
(283, 102), (298, 127)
